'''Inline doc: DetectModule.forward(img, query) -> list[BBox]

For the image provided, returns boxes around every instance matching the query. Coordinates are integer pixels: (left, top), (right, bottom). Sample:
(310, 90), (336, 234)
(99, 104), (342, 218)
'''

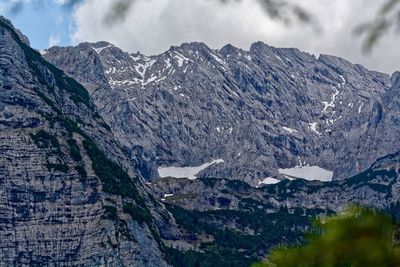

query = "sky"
(1, 0), (399, 74)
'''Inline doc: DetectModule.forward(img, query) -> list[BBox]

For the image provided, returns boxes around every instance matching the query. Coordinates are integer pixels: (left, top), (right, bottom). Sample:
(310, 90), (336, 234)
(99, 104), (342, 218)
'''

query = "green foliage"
(226, 180), (252, 191)
(67, 138), (82, 162)
(165, 204), (313, 267)
(165, 246), (253, 267)
(82, 139), (152, 224)
(104, 205), (118, 220)
(74, 165), (87, 180)
(199, 178), (219, 188)
(46, 163), (69, 173)
(30, 129), (60, 149)
(123, 202), (152, 225)
(255, 206), (400, 267)
(31, 130), (68, 172)
(0, 19), (94, 110)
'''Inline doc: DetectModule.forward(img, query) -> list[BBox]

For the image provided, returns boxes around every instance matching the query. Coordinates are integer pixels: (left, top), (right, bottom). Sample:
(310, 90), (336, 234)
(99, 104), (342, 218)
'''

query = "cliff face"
(152, 151), (400, 213)
(1, 14), (399, 266)
(44, 40), (399, 185)
(0, 17), (170, 266)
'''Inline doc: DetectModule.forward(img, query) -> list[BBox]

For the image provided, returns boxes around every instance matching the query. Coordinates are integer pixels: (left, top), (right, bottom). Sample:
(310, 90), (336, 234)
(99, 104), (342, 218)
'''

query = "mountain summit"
(44, 39), (400, 185)
(0, 16), (170, 266)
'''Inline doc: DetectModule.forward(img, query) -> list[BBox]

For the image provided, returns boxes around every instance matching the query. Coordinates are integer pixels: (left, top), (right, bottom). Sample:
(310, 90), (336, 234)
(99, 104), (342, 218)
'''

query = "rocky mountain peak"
(0, 16), (30, 46)
(43, 32), (399, 187)
(0, 18), (170, 266)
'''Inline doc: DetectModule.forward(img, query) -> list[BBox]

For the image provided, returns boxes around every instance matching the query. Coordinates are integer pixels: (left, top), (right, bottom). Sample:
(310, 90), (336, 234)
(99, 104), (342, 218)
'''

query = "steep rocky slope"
(153, 151), (400, 212)
(0, 17), (171, 266)
(2, 15), (400, 266)
(44, 40), (400, 185)
(151, 151), (400, 266)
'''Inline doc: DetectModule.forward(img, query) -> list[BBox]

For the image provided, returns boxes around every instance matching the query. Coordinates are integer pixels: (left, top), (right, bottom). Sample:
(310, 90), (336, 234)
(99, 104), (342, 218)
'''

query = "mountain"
(1, 15), (400, 266)
(153, 150), (400, 212)
(44, 40), (400, 186)
(0, 17), (172, 266)
(147, 149), (400, 266)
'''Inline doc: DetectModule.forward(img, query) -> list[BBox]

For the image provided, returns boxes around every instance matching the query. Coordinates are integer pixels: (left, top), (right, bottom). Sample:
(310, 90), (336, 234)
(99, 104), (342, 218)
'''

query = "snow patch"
(322, 87), (339, 113)
(339, 74), (346, 86)
(93, 44), (113, 54)
(275, 55), (284, 64)
(278, 165), (333, 182)
(358, 102), (364, 113)
(308, 122), (321, 135)
(164, 58), (171, 69)
(282, 126), (298, 134)
(173, 52), (190, 67)
(158, 159), (225, 180)
(259, 177), (280, 185)
(210, 52), (228, 70)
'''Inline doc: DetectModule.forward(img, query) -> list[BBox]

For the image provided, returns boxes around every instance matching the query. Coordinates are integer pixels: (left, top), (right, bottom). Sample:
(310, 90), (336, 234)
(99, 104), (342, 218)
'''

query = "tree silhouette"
(253, 206), (400, 267)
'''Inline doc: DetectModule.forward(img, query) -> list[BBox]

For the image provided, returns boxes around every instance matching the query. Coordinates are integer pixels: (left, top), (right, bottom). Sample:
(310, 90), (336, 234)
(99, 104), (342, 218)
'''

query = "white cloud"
(48, 33), (60, 46)
(70, 0), (400, 73)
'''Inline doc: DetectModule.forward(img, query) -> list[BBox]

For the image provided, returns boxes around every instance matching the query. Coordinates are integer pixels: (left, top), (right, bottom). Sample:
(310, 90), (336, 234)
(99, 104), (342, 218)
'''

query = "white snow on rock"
(158, 159), (224, 180)
(282, 126), (298, 134)
(308, 122), (321, 135)
(278, 165), (333, 182)
(173, 52), (190, 67)
(322, 87), (339, 113)
(93, 44), (113, 54)
(358, 102), (364, 113)
(338, 74), (346, 86)
(210, 51), (228, 70)
(164, 58), (171, 69)
(161, 193), (174, 201)
(259, 177), (281, 186)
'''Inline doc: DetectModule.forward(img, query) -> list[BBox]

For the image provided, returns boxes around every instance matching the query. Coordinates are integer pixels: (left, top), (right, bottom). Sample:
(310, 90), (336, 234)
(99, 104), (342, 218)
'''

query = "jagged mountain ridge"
(0, 17), (171, 266)
(44, 40), (400, 185)
(1, 15), (400, 266)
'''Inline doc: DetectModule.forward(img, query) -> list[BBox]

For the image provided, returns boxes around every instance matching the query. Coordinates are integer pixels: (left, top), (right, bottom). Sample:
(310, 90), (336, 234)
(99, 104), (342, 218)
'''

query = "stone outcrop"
(44, 39), (400, 185)
(0, 16), (170, 266)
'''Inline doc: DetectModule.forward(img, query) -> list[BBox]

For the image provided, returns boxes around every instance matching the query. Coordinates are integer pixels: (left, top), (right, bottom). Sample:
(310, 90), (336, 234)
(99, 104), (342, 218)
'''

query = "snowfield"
(259, 177), (281, 186)
(278, 165), (333, 182)
(158, 159), (224, 179)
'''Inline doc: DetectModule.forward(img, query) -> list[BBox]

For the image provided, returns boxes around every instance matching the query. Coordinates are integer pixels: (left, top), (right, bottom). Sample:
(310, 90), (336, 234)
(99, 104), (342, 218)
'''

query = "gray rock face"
(0, 18), (170, 266)
(152, 150), (400, 213)
(44, 40), (399, 185)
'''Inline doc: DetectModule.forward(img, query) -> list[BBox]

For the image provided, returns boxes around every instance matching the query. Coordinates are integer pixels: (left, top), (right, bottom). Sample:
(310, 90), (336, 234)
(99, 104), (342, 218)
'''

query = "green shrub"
(67, 138), (82, 162)
(30, 129), (60, 149)
(104, 205), (118, 220)
(82, 139), (152, 224)
(123, 202), (152, 225)
(255, 206), (400, 267)
(46, 163), (68, 172)
(75, 165), (87, 180)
